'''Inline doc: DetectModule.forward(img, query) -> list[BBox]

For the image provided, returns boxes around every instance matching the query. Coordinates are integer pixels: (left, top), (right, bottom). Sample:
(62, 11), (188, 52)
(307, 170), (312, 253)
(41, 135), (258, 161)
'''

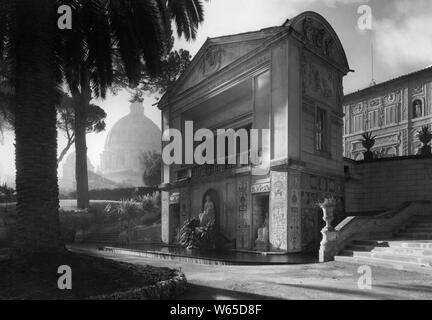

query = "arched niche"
(202, 189), (220, 227)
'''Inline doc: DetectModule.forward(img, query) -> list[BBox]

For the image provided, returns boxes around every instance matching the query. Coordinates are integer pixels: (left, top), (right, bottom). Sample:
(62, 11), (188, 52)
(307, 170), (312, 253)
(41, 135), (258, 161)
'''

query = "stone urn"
(417, 125), (432, 156)
(318, 197), (336, 232)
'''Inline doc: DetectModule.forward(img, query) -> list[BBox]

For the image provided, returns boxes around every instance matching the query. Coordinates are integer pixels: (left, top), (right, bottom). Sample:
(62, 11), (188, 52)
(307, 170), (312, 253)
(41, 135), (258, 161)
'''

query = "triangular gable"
(169, 27), (283, 97)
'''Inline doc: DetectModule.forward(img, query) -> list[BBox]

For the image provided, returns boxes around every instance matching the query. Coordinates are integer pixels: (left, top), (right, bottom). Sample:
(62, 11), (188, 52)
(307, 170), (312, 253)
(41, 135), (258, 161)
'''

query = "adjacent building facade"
(158, 12), (350, 253)
(343, 67), (432, 160)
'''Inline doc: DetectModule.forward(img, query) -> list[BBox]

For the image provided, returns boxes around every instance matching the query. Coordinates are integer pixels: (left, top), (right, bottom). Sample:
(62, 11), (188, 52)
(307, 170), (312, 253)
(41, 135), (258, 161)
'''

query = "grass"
(0, 251), (176, 300)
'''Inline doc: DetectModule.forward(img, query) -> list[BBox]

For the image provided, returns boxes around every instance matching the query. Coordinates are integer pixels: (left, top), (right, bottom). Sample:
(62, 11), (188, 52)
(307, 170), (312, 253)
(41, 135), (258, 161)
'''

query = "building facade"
(343, 67), (432, 160)
(158, 12), (350, 253)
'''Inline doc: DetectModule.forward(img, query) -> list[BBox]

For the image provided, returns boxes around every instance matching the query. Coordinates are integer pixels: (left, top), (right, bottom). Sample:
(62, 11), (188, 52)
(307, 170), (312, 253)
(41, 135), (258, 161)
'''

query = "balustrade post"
(318, 199), (339, 263)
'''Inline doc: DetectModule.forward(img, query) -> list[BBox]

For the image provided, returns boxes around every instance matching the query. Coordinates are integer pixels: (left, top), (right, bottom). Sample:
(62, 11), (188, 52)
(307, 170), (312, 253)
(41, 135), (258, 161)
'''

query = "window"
(368, 110), (379, 130)
(385, 106), (396, 126)
(315, 107), (328, 152)
(353, 114), (363, 133)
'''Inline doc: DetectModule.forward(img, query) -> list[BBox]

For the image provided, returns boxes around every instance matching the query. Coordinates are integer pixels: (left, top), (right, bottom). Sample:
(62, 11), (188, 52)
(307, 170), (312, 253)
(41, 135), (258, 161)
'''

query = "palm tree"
(61, 0), (205, 209)
(1, 0), (64, 255)
(0, 0), (206, 255)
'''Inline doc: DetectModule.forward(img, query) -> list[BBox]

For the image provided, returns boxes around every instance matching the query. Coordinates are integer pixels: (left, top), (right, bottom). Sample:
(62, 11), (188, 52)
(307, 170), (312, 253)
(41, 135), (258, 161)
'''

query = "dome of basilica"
(100, 102), (161, 186)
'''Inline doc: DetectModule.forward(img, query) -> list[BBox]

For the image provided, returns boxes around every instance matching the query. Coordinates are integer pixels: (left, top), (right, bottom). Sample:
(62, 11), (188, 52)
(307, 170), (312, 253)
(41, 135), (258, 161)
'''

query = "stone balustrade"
(319, 201), (432, 262)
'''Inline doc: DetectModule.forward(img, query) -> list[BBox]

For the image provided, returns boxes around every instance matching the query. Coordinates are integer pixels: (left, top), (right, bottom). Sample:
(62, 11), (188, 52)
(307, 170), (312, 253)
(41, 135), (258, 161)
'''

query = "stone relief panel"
(302, 17), (338, 62)
(287, 172), (302, 252)
(251, 182), (271, 194)
(270, 171), (288, 251)
(301, 54), (336, 105)
(237, 178), (251, 249)
(199, 47), (224, 77)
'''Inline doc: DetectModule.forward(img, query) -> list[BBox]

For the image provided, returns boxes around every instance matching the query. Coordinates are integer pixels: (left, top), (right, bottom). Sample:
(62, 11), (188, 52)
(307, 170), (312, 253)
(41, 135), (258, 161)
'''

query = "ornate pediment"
(289, 12), (350, 73)
(169, 28), (282, 97)
(198, 47), (224, 77)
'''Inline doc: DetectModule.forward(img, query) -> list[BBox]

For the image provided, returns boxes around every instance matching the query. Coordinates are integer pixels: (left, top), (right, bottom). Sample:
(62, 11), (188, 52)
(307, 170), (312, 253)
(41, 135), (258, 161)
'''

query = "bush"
(104, 199), (143, 223)
(0, 184), (16, 203)
(176, 218), (216, 250)
(68, 187), (157, 201)
(134, 191), (161, 213)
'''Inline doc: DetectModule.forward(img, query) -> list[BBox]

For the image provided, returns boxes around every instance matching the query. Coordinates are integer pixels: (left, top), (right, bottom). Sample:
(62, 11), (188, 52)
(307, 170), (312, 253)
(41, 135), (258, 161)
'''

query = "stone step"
(347, 245), (432, 257)
(334, 255), (432, 275)
(346, 244), (376, 252)
(387, 241), (432, 249)
(393, 233), (432, 239)
(351, 240), (388, 247)
(403, 226), (432, 232)
(370, 246), (432, 256)
(341, 250), (432, 266)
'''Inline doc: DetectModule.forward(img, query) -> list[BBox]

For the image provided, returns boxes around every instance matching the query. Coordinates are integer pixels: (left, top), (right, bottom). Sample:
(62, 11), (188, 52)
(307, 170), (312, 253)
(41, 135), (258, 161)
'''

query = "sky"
(1, 0), (432, 182)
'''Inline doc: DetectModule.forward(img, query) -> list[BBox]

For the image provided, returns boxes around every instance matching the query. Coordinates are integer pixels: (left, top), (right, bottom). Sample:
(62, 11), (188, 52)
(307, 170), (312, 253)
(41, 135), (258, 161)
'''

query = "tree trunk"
(73, 89), (90, 209)
(13, 0), (64, 255)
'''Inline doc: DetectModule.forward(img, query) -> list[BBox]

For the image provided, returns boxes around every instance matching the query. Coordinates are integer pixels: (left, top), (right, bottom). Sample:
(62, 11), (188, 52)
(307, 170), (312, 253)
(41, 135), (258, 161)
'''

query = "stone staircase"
(335, 216), (432, 274)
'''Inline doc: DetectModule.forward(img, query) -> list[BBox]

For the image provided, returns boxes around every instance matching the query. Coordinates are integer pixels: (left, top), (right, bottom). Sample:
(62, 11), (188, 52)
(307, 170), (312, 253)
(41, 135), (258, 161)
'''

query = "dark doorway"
(252, 194), (270, 250)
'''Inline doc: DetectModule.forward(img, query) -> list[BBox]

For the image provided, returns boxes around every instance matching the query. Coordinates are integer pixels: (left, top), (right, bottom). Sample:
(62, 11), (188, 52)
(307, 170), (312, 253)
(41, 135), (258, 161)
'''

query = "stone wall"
(345, 156), (432, 213)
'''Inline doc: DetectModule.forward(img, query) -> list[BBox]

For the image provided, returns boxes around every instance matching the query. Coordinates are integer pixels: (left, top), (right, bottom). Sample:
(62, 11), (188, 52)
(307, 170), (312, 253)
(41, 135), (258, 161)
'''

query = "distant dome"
(100, 102), (161, 186)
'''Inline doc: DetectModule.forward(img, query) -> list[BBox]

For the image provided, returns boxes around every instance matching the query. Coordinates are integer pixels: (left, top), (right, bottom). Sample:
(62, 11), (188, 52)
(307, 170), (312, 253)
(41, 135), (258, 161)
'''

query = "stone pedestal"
(254, 240), (269, 252)
(318, 204), (338, 262)
(319, 230), (338, 262)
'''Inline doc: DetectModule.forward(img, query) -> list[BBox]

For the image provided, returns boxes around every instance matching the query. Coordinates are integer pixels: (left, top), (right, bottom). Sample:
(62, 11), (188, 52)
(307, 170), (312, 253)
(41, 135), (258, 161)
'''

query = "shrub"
(69, 187), (157, 201)
(135, 191), (161, 213)
(0, 184), (16, 203)
(104, 199), (143, 224)
(176, 218), (216, 250)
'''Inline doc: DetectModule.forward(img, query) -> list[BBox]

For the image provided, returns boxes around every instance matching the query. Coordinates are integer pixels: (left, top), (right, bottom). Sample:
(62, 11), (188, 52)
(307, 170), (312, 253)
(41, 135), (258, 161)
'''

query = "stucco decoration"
(288, 12), (350, 73)
(270, 172), (288, 251)
(199, 47), (224, 77)
(301, 55), (336, 103)
(237, 180), (251, 249)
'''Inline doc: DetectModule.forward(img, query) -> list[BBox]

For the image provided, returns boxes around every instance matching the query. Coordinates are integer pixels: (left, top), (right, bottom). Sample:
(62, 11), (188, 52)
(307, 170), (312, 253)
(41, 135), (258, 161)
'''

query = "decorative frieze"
(251, 182), (271, 194)
(302, 17), (337, 62)
(270, 172), (288, 251)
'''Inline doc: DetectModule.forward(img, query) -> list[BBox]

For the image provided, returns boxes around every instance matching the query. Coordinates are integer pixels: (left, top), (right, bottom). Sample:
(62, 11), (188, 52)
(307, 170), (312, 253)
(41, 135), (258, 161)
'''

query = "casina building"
(158, 12), (350, 253)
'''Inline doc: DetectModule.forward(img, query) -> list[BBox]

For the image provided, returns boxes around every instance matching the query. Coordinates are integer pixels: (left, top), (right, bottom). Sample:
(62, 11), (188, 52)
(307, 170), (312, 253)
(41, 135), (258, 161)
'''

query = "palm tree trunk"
(13, 0), (64, 255)
(73, 88), (90, 209)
